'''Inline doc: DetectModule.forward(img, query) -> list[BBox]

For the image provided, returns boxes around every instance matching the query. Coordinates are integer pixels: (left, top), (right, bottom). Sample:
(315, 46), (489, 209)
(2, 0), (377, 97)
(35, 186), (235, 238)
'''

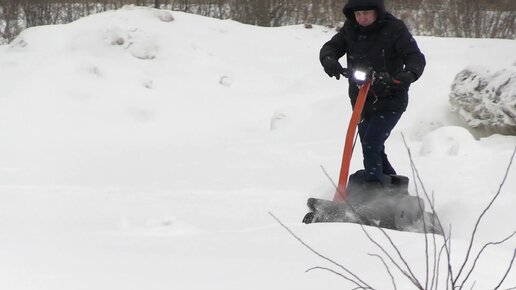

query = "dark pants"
(358, 111), (402, 184)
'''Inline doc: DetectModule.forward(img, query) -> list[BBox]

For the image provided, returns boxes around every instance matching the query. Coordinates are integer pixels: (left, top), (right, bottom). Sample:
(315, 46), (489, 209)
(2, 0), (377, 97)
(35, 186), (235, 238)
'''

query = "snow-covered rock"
(449, 66), (516, 135)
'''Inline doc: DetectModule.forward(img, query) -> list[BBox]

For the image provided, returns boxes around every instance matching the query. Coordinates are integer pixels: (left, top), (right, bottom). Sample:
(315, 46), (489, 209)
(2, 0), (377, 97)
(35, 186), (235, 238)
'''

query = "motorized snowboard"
(302, 170), (442, 234)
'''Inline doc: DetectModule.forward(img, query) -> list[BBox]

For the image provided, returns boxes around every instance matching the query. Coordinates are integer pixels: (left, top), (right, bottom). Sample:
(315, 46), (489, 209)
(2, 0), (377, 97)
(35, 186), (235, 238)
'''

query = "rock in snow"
(449, 66), (516, 135)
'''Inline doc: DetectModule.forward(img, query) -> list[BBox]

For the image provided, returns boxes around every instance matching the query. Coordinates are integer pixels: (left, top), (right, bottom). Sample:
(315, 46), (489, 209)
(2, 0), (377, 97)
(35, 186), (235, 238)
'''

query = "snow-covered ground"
(0, 6), (515, 290)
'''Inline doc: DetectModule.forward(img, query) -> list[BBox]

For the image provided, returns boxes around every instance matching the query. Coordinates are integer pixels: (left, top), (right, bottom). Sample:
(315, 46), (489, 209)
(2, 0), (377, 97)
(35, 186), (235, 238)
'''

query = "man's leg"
(358, 111), (402, 184)
(381, 145), (397, 175)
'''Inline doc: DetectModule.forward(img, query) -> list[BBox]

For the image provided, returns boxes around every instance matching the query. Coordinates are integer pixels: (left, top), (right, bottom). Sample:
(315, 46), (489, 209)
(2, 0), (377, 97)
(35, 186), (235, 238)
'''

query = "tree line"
(0, 0), (514, 43)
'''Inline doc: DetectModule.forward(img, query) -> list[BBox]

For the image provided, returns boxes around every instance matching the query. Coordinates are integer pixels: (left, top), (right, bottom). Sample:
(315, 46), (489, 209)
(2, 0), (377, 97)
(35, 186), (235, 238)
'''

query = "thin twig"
(460, 231), (516, 288)
(269, 212), (373, 289)
(435, 235), (450, 290)
(447, 226), (454, 290)
(401, 133), (454, 289)
(305, 267), (372, 289)
(403, 133), (447, 290)
(368, 253), (397, 290)
(404, 138), (431, 289)
(401, 134), (447, 238)
(469, 281), (476, 290)
(430, 191), (439, 290)
(454, 146), (516, 285)
(494, 248), (516, 290)
(362, 225), (423, 288)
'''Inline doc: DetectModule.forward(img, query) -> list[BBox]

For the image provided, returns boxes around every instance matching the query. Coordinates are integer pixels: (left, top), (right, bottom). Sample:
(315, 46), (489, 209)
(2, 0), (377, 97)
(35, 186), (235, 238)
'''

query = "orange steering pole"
(333, 79), (371, 202)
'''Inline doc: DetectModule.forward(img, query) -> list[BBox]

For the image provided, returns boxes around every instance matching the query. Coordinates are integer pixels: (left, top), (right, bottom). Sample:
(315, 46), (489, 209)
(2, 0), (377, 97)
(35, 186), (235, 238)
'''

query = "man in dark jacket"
(320, 0), (425, 185)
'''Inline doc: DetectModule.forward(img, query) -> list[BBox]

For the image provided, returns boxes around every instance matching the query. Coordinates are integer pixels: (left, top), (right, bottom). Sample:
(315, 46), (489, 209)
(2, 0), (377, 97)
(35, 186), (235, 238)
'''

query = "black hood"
(343, 0), (386, 22)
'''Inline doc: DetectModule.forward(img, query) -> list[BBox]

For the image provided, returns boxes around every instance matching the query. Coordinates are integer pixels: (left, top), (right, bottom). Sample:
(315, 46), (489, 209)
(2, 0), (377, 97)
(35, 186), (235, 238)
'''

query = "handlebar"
(341, 67), (402, 85)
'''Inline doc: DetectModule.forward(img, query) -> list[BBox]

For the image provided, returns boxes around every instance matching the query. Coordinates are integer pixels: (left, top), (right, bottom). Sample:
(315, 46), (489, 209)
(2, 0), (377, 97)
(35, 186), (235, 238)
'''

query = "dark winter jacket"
(320, 0), (426, 115)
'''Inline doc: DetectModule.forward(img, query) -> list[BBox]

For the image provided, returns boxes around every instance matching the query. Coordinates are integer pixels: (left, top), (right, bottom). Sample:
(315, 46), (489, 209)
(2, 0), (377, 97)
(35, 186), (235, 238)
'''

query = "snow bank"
(449, 66), (516, 135)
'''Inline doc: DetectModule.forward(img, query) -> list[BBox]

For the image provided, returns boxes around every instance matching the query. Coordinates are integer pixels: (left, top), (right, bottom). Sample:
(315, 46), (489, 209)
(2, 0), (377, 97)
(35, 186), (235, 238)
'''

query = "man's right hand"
(322, 56), (346, 80)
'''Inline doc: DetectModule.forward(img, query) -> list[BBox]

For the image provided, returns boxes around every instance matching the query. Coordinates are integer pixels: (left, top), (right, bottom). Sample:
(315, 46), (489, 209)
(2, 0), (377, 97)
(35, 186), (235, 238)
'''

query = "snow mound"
(449, 66), (516, 135)
(420, 126), (478, 156)
(8, 5), (173, 60)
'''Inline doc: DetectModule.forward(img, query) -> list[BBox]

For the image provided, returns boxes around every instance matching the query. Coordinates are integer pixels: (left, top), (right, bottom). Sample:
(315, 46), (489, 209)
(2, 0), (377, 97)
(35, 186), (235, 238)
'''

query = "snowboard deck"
(303, 196), (443, 235)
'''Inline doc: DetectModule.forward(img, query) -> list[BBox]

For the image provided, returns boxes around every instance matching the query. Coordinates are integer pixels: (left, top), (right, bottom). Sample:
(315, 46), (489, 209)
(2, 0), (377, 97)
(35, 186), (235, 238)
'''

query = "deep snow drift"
(0, 6), (515, 290)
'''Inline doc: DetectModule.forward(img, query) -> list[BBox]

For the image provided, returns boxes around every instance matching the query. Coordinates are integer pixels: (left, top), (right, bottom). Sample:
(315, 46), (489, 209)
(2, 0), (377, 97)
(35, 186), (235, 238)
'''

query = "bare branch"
(435, 234), (451, 290)
(455, 147), (516, 285)
(405, 138), (431, 289)
(305, 267), (373, 289)
(368, 253), (397, 290)
(460, 231), (516, 288)
(269, 212), (373, 289)
(493, 248), (516, 290)
(401, 133), (447, 236)
(447, 226), (454, 289)
(401, 133), (455, 289)
(430, 192), (439, 290)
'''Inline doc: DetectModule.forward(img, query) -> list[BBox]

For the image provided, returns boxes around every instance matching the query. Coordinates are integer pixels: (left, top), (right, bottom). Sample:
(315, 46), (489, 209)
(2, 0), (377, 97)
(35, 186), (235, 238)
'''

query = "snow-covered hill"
(0, 6), (515, 290)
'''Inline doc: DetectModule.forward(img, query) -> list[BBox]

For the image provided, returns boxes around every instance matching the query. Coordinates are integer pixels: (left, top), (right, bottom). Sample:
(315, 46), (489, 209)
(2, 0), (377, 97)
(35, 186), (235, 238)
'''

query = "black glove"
(374, 71), (392, 85)
(393, 71), (416, 88)
(322, 56), (346, 80)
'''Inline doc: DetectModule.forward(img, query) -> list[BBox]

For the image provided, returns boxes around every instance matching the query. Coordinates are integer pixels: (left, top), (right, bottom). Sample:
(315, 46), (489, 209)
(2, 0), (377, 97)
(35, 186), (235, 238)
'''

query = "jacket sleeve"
(393, 23), (426, 81)
(319, 29), (348, 64)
